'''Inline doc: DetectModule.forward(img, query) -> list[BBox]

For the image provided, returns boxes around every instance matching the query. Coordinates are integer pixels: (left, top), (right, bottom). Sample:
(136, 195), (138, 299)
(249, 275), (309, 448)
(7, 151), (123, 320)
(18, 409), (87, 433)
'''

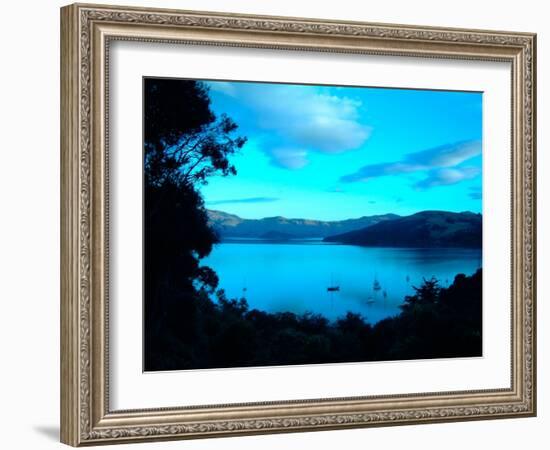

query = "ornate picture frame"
(60, 3), (536, 446)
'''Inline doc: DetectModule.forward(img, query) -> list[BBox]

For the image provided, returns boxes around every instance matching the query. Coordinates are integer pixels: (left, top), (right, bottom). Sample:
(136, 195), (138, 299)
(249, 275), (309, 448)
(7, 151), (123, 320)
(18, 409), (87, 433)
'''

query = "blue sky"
(199, 80), (482, 221)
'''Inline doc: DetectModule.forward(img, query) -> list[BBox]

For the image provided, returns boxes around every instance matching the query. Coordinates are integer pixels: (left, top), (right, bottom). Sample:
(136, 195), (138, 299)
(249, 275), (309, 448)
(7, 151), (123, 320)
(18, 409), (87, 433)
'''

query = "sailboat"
(373, 276), (382, 291)
(241, 278), (248, 299)
(327, 274), (340, 292)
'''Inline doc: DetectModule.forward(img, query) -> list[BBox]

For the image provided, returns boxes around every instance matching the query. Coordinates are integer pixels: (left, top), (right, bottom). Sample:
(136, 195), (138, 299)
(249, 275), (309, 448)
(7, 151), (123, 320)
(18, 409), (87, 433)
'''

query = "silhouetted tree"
(143, 78), (246, 370)
(144, 79), (246, 190)
(400, 276), (441, 318)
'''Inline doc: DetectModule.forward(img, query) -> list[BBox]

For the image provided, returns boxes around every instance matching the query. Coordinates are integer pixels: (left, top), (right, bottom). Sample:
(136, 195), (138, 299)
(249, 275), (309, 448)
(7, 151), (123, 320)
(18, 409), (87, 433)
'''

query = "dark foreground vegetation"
(143, 78), (482, 371)
(146, 270), (482, 370)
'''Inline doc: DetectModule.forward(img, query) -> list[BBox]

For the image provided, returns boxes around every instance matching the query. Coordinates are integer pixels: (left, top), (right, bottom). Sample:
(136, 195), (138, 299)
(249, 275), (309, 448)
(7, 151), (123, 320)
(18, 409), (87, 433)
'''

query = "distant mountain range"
(208, 209), (482, 248)
(207, 210), (399, 239)
(324, 211), (482, 248)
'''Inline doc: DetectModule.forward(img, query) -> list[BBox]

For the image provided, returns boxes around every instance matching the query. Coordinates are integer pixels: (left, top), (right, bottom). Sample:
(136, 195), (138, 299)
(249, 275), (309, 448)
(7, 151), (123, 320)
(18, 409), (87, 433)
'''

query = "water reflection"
(202, 241), (482, 324)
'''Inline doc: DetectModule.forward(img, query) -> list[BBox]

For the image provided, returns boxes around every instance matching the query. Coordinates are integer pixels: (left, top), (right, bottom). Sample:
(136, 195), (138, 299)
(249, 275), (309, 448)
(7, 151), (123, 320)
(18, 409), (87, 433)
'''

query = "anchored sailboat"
(327, 274), (340, 292)
(373, 276), (382, 291)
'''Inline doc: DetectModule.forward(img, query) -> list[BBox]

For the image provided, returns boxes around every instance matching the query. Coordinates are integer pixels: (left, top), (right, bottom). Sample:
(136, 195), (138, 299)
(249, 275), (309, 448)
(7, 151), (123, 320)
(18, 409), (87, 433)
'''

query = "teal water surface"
(202, 240), (482, 324)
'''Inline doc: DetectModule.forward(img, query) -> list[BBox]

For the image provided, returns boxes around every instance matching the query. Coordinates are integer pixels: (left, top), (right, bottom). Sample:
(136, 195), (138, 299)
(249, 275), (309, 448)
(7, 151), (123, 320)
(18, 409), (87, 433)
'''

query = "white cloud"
(270, 148), (309, 170)
(210, 82), (371, 169)
(414, 167), (480, 190)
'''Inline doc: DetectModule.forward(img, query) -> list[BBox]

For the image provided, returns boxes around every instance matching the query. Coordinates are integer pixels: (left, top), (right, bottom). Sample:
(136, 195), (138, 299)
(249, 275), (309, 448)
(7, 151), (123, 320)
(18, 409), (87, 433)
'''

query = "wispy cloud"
(207, 197), (280, 205)
(340, 140), (481, 188)
(208, 82), (371, 169)
(415, 167), (480, 190)
(469, 186), (482, 200)
(327, 186), (346, 194)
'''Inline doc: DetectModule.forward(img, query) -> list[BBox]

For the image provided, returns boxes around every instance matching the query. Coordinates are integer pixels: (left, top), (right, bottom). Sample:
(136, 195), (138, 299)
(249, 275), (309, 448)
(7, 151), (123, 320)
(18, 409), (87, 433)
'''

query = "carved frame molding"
(61, 3), (536, 446)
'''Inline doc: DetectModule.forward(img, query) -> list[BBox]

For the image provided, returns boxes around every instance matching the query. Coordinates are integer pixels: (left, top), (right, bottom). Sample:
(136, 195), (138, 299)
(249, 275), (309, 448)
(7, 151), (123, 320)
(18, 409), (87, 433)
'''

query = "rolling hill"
(207, 210), (400, 239)
(323, 211), (482, 248)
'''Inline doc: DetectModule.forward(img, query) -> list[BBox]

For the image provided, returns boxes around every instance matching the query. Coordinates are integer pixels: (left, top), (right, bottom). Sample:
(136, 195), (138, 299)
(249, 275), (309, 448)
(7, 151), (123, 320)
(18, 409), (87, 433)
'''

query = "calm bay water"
(202, 240), (482, 324)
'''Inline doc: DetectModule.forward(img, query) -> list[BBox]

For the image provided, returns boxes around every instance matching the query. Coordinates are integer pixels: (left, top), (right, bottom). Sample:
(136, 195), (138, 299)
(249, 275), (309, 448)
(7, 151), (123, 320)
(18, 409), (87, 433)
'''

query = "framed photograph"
(60, 3), (537, 446)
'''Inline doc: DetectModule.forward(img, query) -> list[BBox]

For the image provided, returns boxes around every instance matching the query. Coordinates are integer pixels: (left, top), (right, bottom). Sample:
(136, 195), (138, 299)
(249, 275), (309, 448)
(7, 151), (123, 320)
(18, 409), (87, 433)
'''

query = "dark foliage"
(143, 79), (246, 370)
(148, 270), (482, 370)
(144, 79), (246, 190)
(144, 78), (214, 147)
